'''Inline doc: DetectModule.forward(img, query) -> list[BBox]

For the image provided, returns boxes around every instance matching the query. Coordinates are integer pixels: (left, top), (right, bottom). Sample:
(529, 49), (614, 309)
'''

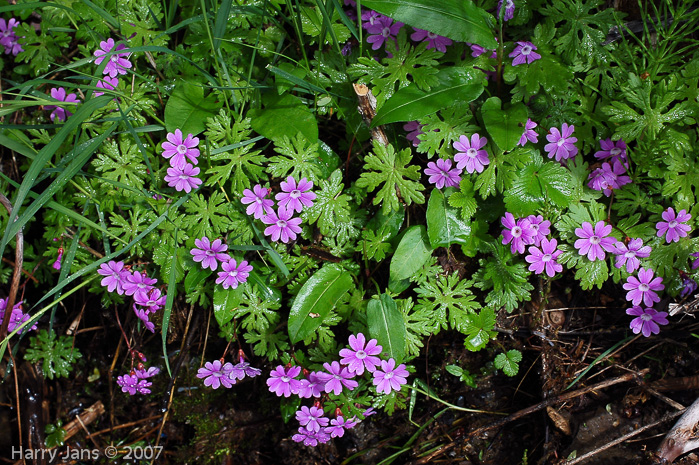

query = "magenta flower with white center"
(501, 212), (535, 254)
(453, 134), (490, 174)
(134, 288), (167, 314)
(261, 208), (303, 243)
(215, 258), (253, 289)
(526, 215), (550, 247)
(0, 299), (36, 334)
(588, 160), (631, 196)
(545, 123), (578, 161)
(594, 138), (627, 163)
(509, 41), (541, 65)
(339, 333), (383, 375)
(164, 163), (202, 193)
(45, 87), (81, 122)
(424, 158), (461, 189)
(403, 121), (424, 147)
(123, 270), (157, 301)
(623, 267), (664, 307)
(161, 129), (200, 169)
(297, 371), (326, 398)
(626, 306), (668, 337)
(365, 15), (403, 50)
(197, 360), (236, 389)
(518, 118), (538, 146)
(469, 42), (497, 58)
(317, 361), (358, 395)
(525, 238), (562, 277)
(0, 18), (22, 55)
(97, 260), (129, 294)
(94, 76), (118, 97)
(133, 306), (156, 332)
(134, 367), (160, 379)
(276, 177), (316, 213)
(574, 221), (616, 261)
(372, 358), (409, 395)
(191, 237), (230, 271)
(656, 207), (692, 243)
(296, 406), (329, 433)
(117, 374), (152, 395)
(410, 28), (452, 52)
(267, 365), (302, 397)
(93, 38), (132, 77)
(681, 278), (697, 298)
(327, 415), (352, 438)
(497, 0), (515, 21)
(241, 184), (274, 219)
(613, 238), (651, 273)
(292, 427), (330, 447)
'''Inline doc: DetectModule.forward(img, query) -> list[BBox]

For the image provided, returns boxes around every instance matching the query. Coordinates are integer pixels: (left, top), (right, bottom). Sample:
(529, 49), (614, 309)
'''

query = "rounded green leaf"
(481, 97), (528, 152)
(390, 225), (433, 281)
(367, 294), (406, 363)
(288, 264), (352, 343)
(164, 82), (222, 135)
(249, 93), (318, 143)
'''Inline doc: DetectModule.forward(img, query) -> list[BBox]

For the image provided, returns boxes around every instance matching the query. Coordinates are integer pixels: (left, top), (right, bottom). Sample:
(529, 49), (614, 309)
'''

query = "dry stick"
(87, 414), (163, 438)
(352, 83), (389, 147)
(0, 193), (24, 341)
(0, 257), (38, 283)
(656, 396), (699, 463)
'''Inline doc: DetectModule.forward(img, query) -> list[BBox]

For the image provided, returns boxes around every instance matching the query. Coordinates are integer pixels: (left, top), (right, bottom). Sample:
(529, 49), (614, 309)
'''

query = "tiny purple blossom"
(215, 259), (253, 290)
(164, 163), (202, 193)
(276, 177), (316, 214)
(410, 29), (452, 52)
(161, 129), (200, 169)
(52, 248), (63, 270)
(318, 361), (358, 395)
(97, 260), (129, 294)
(261, 208), (303, 243)
(623, 267), (664, 307)
(133, 306), (155, 332)
(588, 160), (631, 196)
(292, 427), (329, 447)
(296, 406), (329, 433)
(501, 213), (535, 254)
(545, 123), (578, 161)
(691, 252), (699, 270)
(681, 278), (698, 298)
(613, 238), (651, 273)
(594, 138), (627, 164)
(191, 237), (230, 271)
(498, 0), (515, 21)
(626, 306), (668, 337)
(45, 87), (81, 122)
(327, 415), (351, 438)
(525, 238), (562, 277)
(453, 134), (490, 174)
(0, 18), (23, 56)
(123, 270), (157, 301)
(509, 41), (541, 65)
(424, 158), (461, 189)
(117, 374), (139, 395)
(94, 76), (118, 97)
(526, 215), (551, 247)
(339, 333), (383, 375)
(197, 360), (236, 389)
(0, 299), (37, 334)
(574, 221), (616, 261)
(365, 16), (403, 50)
(93, 38), (132, 77)
(656, 208), (692, 243)
(372, 358), (409, 395)
(469, 42), (497, 58)
(135, 367), (160, 379)
(404, 121), (424, 147)
(297, 371), (327, 399)
(267, 365), (302, 397)
(241, 184), (274, 219)
(134, 288), (167, 314)
(518, 118), (538, 146)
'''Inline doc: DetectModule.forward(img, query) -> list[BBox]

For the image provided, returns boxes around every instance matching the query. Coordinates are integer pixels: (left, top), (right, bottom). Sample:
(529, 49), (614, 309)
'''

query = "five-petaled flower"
(574, 221), (616, 261)
(623, 267), (664, 307)
(372, 358), (409, 395)
(276, 177), (316, 214)
(45, 87), (81, 122)
(0, 299), (37, 334)
(424, 158), (461, 189)
(164, 163), (202, 193)
(525, 238), (562, 277)
(404, 121), (424, 147)
(498, 0), (515, 21)
(626, 306), (668, 337)
(241, 184), (274, 219)
(97, 260), (129, 294)
(339, 333), (383, 375)
(0, 18), (23, 56)
(613, 238), (651, 273)
(364, 15), (403, 50)
(410, 29), (452, 52)
(509, 41), (541, 65)
(518, 118), (538, 146)
(453, 134), (490, 174)
(656, 208), (692, 243)
(93, 38), (132, 77)
(215, 259), (253, 289)
(587, 160), (631, 196)
(117, 374), (152, 395)
(296, 406), (329, 433)
(545, 123), (578, 162)
(317, 361), (358, 395)
(161, 129), (200, 169)
(501, 212), (535, 254)
(267, 365), (302, 397)
(197, 360), (236, 389)
(526, 215), (551, 247)
(94, 76), (119, 97)
(594, 138), (627, 164)
(191, 237), (230, 271)
(262, 208), (303, 243)
(123, 270), (157, 301)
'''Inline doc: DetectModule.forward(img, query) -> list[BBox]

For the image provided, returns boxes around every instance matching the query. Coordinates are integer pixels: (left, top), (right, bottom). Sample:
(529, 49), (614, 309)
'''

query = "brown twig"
(0, 193), (24, 341)
(656, 396), (699, 463)
(353, 83), (388, 147)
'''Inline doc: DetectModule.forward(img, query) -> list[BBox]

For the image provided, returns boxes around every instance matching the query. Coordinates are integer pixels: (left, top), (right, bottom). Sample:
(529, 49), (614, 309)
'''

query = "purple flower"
(97, 260), (129, 294)
(161, 129), (200, 170)
(296, 406), (329, 433)
(52, 248), (63, 270)
(623, 267), (664, 307)
(276, 177), (316, 214)
(498, 0), (515, 21)
(594, 138), (627, 164)
(292, 426), (330, 446)
(164, 163), (202, 193)
(526, 215), (551, 247)
(518, 118), (538, 146)
(134, 367), (160, 379)
(339, 333), (383, 375)
(45, 87), (81, 122)
(692, 252), (699, 270)
(117, 374), (152, 395)
(372, 358), (409, 395)
(525, 238), (562, 277)
(574, 221), (616, 261)
(94, 76), (118, 97)
(327, 415), (352, 438)
(410, 29), (452, 52)
(453, 134), (490, 174)
(261, 208), (303, 243)
(626, 306), (668, 337)
(0, 18), (23, 56)
(341, 41), (352, 55)
(656, 208), (692, 243)
(545, 123), (578, 161)
(267, 365), (302, 397)
(469, 42), (497, 58)
(0, 299), (36, 334)
(134, 288), (167, 314)
(133, 306), (155, 332)
(404, 121), (424, 147)
(123, 270), (157, 301)
(191, 237), (230, 271)
(197, 360), (236, 389)
(93, 38), (132, 77)
(215, 258), (253, 289)
(588, 160), (631, 196)
(509, 41), (541, 65)
(613, 238), (651, 273)
(424, 158), (461, 189)
(297, 371), (326, 398)
(501, 213), (535, 254)
(232, 359), (261, 379)
(241, 184), (274, 219)
(365, 15), (403, 50)
(681, 278), (698, 298)
(317, 361), (358, 395)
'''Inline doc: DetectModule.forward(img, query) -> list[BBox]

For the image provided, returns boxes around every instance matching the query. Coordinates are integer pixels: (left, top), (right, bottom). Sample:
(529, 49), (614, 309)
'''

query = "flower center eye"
(290, 189), (301, 199)
(255, 197), (262, 204)
(542, 254), (552, 262)
(111, 55), (119, 62)
(557, 138), (566, 146)
(229, 270), (238, 277)
(590, 235), (600, 244)
(427, 32), (438, 39)
(382, 27), (391, 37)
(639, 283), (649, 292)
(611, 148), (621, 156)
(669, 220), (678, 228)
(625, 251), (636, 258)
(522, 46), (532, 54)
(277, 220), (287, 228)
(507, 0), (514, 6)
(640, 313), (653, 322)
(177, 144), (187, 154)
(180, 174), (190, 180)
(531, 224), (539, 233)
(512, 226), (522, 237)
(357, 350), (366, 359)
(467, 148), (477, 158)
(385, 372), (394, 380)
(206, 250), (215, 256)
(281, 376), (290, 382)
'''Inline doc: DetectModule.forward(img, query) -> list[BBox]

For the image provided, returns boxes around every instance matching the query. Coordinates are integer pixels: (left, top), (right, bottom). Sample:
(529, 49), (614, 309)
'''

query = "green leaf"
(464, 308), (496, 352)
(267, 133), (324, 183)
(390, 225), (433, 282)
(367, 293), (406, 363)
(301, 170), (356, 243)
(473, 242), (533, 312)
(494, 349), (522, 376)
(372, 67), (485, 127)
(448, 178), (478, 220)
(184, 267), (213, 294)
(213, 284), (245, 327)
(425, 188), (473, 249)
(480, 97), (528, 152)
(164, 82), (222, 135)
(361, 0), (496, 49)
(504, 158), (577, 216)
(249, 93), (318, 143)
(288, 264), (352, 343)
(24, 330), (82, 380)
